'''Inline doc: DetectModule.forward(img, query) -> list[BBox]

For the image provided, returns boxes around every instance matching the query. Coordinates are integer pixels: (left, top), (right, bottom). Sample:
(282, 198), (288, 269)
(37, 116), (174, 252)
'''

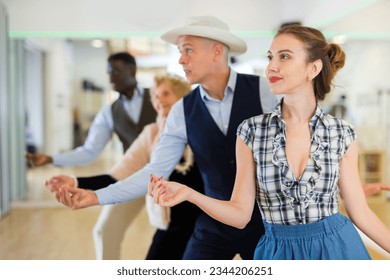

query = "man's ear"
(213, 43), (224, 61)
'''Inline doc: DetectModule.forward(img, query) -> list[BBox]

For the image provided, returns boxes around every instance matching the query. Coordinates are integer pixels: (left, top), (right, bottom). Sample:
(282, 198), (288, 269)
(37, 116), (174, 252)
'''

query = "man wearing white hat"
(56, 16), (278, 259)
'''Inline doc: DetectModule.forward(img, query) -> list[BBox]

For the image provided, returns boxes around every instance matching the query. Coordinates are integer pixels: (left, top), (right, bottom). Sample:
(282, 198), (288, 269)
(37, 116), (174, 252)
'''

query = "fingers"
(381, 184), (390, 191)
(45, 174), (75, 194)
(148, 174), (163, 196)
(25, 152), (36, 167)
(45, 177), (62, 192)
(55, 190), (61, 202)
(62, 187), (73, 207)
(45, 178), (56, 192)
(25, 152), (33, 160)
(148, 175), (187, 207)
(31, 154), (41, 166)
(153, 181), (167, 204)
(148, 175), (171, 206)
(57, 186), (78, 209)
(148, 174), (156, 195)
(57, 187), (71, 206)
(26, 153), (51, 167)
(362, 183), (389, 196)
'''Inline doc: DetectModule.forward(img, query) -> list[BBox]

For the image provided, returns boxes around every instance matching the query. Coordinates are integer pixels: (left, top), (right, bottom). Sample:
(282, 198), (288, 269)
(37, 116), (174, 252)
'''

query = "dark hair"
(108, 52), (137, 67)
(276, 25), (345, 101)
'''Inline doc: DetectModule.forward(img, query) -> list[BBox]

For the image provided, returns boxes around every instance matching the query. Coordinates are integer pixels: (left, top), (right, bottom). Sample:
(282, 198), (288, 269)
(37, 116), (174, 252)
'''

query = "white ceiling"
(3, 0), (390, 40)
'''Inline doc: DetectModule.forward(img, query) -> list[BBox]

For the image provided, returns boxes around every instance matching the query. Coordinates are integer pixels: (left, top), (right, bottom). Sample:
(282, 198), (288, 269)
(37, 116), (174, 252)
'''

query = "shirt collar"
(199, 68), (236, 101)
(269, 98), (330, 128)
(120, 85), (143, 101)
(310, 103), (330, 128)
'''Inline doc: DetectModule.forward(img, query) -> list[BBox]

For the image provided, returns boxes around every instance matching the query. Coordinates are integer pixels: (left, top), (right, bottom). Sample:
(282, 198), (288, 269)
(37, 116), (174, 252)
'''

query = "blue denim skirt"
(254, 212), (371, 260)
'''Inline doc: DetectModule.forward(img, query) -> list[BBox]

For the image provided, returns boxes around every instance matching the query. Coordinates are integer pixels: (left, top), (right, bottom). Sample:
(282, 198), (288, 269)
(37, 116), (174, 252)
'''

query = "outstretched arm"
(56, 100), (189, 209)
(149, 137), (257, 229)
(338, 140), (390, 253)
(46, 122), (155, 205)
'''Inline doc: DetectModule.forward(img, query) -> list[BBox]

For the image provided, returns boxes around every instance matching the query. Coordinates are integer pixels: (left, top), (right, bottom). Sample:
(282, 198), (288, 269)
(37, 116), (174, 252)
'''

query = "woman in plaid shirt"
(149, 25), (390, 259)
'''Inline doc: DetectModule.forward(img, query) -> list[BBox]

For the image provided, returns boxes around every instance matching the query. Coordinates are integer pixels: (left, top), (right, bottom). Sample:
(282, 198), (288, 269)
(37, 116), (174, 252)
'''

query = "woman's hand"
(45, 174), (76, 193)
(148, 174), (191, 207)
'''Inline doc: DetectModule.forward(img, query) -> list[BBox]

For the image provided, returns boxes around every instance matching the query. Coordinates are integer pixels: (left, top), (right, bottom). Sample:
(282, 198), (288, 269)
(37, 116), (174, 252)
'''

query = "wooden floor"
(0, 144), (155, 260)
(0, 144), (389, 260)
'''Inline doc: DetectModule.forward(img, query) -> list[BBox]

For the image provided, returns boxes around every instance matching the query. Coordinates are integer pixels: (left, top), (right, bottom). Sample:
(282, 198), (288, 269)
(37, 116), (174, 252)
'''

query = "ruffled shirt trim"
(270, 101), (331, 212)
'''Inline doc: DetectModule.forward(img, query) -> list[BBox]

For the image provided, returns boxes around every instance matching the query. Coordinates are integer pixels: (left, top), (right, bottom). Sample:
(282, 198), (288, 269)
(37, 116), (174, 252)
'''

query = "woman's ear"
(309, 59), (323, 80)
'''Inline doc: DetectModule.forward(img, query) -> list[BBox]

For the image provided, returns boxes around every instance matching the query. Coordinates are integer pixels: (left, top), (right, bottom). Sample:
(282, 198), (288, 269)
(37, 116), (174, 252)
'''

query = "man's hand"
(57, 186), (99, 210)
(25, 152), (53, 167)
(148, 174), (190, 207)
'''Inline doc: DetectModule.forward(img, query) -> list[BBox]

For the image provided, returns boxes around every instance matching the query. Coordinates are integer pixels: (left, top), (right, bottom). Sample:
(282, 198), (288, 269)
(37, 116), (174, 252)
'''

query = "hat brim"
(161, 26), (247, 55)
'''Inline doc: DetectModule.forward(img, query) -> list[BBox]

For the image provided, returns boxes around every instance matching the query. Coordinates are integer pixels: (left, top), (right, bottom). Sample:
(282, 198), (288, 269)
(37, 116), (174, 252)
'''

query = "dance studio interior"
(1, 0), (390, 260)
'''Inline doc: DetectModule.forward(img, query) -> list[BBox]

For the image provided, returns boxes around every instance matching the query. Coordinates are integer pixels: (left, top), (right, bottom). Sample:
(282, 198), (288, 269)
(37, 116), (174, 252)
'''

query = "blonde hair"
(152, 74), (191, 99)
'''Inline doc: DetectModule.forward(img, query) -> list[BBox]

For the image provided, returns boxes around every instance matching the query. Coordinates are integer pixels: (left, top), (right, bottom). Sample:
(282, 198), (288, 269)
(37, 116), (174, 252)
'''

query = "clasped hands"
(148, 174), (190, 207)
(44, 174), (188, 209)
(44, 175), (98, 210)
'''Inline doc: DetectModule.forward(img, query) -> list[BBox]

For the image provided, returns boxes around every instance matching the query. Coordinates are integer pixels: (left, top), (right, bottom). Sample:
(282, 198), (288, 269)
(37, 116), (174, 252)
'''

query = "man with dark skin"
(26, 52), (156, 167)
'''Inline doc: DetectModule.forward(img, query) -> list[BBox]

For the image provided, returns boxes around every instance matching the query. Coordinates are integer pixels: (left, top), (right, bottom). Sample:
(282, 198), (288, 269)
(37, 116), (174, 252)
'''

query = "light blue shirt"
(96, 70), (278, 205)
(52, 87), (144, 167)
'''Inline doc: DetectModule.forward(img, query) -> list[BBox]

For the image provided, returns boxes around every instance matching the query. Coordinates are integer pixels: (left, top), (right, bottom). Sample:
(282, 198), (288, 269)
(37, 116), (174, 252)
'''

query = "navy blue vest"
(183, 73), (263, 199)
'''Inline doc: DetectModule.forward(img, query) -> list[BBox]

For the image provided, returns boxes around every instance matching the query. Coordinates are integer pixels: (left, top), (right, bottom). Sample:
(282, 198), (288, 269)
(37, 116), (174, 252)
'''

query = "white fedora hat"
(161, 16), (247, 55)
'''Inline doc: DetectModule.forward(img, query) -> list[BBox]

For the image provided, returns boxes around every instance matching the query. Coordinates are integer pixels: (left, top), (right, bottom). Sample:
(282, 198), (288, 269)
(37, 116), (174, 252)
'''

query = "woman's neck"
(282, 93), (317, 123)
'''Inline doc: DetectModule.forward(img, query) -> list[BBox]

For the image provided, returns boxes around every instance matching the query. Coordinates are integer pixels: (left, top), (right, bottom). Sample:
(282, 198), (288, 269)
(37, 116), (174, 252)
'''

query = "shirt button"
(229, 160), (235, 164)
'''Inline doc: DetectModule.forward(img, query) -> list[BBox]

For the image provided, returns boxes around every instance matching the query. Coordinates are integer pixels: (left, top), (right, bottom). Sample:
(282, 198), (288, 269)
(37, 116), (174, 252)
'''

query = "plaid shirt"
(237, 100), (356, 225)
